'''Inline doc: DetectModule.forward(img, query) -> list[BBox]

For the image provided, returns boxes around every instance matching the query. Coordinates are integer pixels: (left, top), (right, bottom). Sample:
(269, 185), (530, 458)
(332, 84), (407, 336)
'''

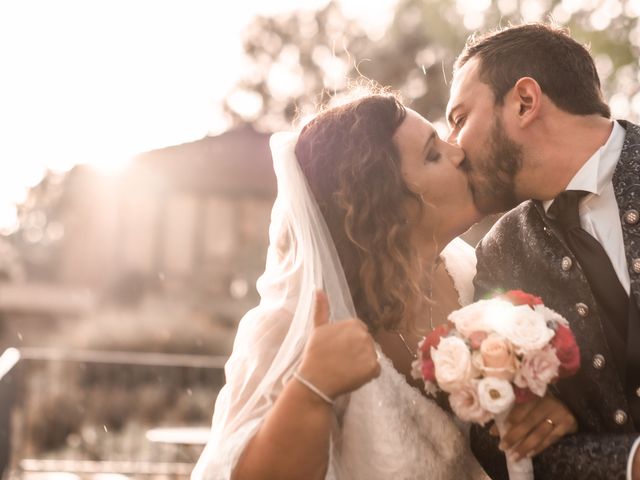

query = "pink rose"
(551, 324), (580, 377)
(449, 381), (493, 426)
(514, 346), (561, 397)
(476, 334), (517, 381)
(469, 331), (488, 350)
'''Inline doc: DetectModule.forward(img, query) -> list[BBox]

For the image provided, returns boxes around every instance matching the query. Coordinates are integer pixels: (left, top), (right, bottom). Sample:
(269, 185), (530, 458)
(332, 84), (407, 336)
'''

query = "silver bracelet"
(292, 371), (334, 406)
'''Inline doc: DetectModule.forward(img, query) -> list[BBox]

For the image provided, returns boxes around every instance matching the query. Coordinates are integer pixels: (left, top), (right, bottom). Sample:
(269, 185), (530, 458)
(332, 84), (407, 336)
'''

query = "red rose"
(551, 324), (580, 377)
(500, 290), (543, 307)
(514, 386), (538, 404)
(419, 323), (451, 360)
(421, 358), (436, 382)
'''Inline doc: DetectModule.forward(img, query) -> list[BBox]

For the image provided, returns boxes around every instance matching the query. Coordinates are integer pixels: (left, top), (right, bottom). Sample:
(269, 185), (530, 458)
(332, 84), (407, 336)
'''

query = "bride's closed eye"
(425, 148), (441, 163)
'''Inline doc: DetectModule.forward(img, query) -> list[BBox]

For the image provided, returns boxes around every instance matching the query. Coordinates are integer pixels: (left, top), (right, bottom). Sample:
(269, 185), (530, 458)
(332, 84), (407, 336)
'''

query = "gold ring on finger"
(544, 418), (555, 428)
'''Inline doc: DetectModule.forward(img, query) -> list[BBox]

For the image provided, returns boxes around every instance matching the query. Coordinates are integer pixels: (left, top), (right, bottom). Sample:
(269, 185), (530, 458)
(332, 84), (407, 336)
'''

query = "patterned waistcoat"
(471, 120), (640, 479)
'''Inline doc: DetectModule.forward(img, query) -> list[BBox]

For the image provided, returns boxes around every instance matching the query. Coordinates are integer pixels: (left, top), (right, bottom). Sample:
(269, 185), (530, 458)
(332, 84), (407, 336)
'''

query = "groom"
(446, 23), (640, 479)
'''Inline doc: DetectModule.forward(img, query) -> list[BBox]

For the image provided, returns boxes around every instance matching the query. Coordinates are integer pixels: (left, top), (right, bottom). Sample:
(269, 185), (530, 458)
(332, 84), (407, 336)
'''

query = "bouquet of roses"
(412, 290), (580, 480)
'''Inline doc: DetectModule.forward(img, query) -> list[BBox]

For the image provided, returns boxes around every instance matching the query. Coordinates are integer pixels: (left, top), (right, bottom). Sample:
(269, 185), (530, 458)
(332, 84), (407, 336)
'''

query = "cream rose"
(474, 333), (517, 381)
(492, 305), (555, 353)
(514, 346), (561, 397)
(449, 380), (493, 425)
(431, 336), (473, 393)
(477, 377), (515, 415)
(448, 299), (511, 338)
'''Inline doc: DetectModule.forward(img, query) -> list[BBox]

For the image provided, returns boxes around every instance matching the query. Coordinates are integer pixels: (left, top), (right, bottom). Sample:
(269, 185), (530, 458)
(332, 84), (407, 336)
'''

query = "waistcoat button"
(592, 354), (605, 370)
(624, 209), (639, 225)
(576, 303), (589, 317)
(614, 409), (628, 425)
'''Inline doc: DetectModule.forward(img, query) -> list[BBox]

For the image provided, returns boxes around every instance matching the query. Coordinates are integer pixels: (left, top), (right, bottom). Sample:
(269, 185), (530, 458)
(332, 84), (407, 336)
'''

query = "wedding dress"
(191, 131), (489, 480)
(336, 237), (489, 480)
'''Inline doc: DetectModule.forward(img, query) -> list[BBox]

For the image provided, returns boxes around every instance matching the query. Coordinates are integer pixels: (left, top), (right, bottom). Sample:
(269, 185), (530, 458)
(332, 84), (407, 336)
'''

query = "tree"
(226, 0), (640, 132)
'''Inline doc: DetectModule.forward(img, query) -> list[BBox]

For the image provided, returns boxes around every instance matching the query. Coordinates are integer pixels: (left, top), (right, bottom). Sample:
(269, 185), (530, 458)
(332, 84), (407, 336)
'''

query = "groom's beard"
(467, 118), (523, 214)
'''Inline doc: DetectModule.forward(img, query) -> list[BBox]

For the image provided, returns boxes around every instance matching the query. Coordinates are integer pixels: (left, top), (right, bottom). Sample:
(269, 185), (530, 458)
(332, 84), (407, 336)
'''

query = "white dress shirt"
(544, 120), (630, 293)
(544, 121), (639, 478)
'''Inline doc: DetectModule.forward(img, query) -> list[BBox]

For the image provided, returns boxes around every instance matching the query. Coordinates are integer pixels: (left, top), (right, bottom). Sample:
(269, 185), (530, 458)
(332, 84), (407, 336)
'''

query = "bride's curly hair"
(295, 91), (427, 333)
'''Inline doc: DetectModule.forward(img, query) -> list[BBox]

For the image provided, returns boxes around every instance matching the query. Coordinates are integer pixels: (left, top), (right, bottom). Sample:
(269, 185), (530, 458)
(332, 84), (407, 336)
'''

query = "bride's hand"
(492, 392), (578, 462)
(297, 290), (381, 401)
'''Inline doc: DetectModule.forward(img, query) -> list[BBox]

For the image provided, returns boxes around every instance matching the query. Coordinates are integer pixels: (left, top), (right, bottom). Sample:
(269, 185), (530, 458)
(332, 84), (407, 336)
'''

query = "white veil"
(192, 131), (357, 480)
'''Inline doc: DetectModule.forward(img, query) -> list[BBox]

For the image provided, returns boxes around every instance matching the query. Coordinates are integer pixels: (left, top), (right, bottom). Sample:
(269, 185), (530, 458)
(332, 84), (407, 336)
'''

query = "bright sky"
(0, 0), (397, 234)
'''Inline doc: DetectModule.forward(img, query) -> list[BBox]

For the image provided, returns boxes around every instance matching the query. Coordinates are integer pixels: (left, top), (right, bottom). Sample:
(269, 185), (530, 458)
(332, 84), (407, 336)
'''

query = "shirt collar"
(543, 120), (625, 213)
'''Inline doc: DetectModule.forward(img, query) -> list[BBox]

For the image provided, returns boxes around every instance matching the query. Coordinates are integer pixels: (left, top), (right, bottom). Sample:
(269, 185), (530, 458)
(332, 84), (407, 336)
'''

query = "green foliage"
(227, 0), (640, 130)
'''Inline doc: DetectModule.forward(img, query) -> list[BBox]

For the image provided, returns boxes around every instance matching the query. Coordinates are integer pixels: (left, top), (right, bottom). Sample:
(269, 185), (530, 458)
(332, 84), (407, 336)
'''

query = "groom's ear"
(509, 77), (542, 128)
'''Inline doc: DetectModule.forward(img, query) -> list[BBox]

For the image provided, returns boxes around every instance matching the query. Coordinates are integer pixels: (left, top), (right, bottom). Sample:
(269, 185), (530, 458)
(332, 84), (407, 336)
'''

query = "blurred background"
(0, 0), (639, 478)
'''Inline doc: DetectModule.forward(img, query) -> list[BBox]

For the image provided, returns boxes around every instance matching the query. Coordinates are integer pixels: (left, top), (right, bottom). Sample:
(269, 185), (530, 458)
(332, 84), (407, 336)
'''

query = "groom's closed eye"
(452, 116), (466, 130)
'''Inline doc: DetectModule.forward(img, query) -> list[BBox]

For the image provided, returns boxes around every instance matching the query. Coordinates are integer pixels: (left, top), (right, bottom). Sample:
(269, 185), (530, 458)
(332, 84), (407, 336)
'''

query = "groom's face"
(446, 58), (523, 214)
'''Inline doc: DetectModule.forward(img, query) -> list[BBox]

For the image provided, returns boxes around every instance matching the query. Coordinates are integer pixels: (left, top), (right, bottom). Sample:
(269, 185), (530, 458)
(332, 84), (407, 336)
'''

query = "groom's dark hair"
(455, 23), (611, 118)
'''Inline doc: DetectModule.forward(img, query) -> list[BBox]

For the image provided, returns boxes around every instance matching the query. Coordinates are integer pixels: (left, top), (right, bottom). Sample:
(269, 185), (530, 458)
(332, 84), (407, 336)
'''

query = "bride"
(192, 91), (576, 480)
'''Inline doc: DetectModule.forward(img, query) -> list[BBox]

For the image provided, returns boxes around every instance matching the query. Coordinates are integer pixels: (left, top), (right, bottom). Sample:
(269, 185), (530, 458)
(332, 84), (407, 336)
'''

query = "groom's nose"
(446, 143), (465, 167)
(446, 129), (458, 145)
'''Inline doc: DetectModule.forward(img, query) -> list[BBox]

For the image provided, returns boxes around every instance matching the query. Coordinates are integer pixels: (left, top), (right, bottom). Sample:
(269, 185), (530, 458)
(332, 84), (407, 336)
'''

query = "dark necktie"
(549, 190), (628, 344)
(550, 190), (640, 428)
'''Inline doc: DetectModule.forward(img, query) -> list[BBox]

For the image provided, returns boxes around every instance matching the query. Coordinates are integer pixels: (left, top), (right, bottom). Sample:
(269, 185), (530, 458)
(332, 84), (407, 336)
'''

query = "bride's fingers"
(499, 420), (538, 453)
(507, 411), (578, 461)
(507, 418), (558, 461)
(526, 415), (577, 458)
(525, 429), (562, 459)
(505, 399), (538, 426)
(499, 400), (549, 450)
(312, 290), (330, 328)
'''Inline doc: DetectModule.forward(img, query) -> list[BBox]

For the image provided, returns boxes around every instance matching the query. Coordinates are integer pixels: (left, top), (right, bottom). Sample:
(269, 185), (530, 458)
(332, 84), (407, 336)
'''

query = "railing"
(1, 347), (227, 479)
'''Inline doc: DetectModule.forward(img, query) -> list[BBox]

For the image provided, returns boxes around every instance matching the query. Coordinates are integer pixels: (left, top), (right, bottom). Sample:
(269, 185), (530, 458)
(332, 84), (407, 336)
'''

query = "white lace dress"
(330, 238), (489, 480)
(193, 238), (489, 480)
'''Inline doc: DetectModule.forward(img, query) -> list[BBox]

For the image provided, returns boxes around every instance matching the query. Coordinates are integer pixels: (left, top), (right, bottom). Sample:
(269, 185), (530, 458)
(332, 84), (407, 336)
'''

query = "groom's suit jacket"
(470, 120), (640, 480)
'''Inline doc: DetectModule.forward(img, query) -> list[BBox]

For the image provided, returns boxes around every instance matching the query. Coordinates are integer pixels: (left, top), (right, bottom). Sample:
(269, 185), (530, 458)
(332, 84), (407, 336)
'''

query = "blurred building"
(51, 124), (275, 319)
(16, 121), (497, 322)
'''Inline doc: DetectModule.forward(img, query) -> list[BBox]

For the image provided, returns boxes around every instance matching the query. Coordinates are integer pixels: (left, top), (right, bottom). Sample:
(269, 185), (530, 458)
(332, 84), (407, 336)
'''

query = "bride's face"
(393, 109), (482, 242)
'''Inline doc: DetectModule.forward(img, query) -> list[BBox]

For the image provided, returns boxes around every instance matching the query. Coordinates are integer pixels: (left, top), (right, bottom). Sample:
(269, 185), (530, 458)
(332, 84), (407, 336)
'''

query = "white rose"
(492, 305), (555, 353)
(431, 336), (473, 393)
(477, 376), (515, 415)
(535, 304), (569, 327)
(448, 299), (511, 338)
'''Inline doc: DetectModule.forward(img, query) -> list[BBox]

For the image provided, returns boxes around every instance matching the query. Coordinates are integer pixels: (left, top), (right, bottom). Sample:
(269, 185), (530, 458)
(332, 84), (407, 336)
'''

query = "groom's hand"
(492, 392), (578, 462)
